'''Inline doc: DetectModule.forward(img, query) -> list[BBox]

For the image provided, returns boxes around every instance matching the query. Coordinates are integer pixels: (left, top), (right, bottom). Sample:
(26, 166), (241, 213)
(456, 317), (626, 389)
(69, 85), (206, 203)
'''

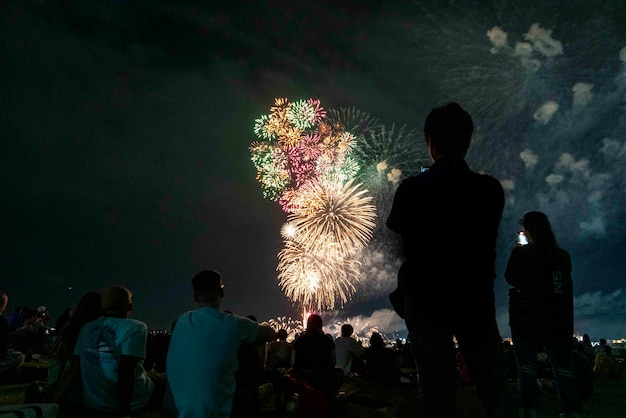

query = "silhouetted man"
(387, 102), (513, 418)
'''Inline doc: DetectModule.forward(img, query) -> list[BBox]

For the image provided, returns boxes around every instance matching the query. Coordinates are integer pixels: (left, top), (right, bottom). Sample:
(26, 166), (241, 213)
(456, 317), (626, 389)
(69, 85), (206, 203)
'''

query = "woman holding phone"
(505, 211), (582, 418)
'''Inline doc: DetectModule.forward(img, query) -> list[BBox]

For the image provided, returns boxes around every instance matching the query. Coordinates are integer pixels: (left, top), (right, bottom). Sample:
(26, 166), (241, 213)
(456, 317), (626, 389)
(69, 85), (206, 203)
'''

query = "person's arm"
(49, 356), (81, 403)
(350, 338), (364, 358)
(504, 248), (525, 286)
(386, 180), (409, 233)
(117, 355), (140, 417)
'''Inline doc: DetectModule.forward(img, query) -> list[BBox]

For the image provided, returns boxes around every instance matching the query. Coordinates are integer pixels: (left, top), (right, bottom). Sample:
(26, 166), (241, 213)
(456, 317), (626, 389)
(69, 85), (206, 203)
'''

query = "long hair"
(305, 314), (323, 335)
(48, 291), (103, 361)
(521, 211), (558, 250)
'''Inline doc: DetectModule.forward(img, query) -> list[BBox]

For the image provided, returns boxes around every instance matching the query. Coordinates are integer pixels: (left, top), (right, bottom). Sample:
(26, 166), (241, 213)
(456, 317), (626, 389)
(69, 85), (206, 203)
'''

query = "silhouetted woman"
(47, 291), (102, 406)
(506, 211), (582, 418)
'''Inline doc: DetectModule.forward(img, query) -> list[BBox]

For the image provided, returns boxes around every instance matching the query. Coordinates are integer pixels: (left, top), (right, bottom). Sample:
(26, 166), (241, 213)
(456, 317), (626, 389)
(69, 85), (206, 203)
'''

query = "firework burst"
(288, 178), (376, 257)
(251, 98), (385, 312)
(266, 316), (304, 342)
(277, 238), (361, 311)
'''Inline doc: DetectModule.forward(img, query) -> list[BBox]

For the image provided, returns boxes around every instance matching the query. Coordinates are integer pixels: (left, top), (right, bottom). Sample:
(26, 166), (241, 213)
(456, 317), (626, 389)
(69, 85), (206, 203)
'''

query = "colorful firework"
(287, 178), (376, 258)
(251, 98), (410, 312)
(352, 124), (428, 231)
(326, 107), (380, 138)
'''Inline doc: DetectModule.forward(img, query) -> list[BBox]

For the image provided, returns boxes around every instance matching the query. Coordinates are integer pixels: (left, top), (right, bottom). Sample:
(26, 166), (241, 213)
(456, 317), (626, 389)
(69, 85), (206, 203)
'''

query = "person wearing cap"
(165, 269), (276, 418)
(387, 102), (513, 418)
(506, 211), (582, 418)
(52, 285), (159, 417)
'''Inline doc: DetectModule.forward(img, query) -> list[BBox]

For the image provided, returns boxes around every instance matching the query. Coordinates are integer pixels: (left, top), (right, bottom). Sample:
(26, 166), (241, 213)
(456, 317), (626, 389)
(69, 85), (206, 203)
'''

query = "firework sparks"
(277, 238), (361, 311)
(251, 98), (385, 311)
(288, 178), (376, 257)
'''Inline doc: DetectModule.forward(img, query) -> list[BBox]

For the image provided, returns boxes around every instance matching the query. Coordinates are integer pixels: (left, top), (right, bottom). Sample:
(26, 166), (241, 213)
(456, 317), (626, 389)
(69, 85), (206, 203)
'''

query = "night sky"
(2, 1), (625, 339)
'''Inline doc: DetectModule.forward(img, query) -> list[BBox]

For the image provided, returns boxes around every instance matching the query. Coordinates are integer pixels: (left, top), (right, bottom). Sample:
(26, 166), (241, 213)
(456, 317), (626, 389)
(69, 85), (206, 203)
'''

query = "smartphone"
(516, 231), (528, 246)
(421, 166), (430, 173)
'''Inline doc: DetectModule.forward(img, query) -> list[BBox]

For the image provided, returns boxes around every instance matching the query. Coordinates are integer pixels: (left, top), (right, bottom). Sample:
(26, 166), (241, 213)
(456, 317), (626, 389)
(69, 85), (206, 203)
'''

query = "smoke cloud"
(533, 100), (559, 124)
(487, 26), (508, 53)
(524, 23), (564, 58)
(324, 308), (407, 339)
(572, 82), (594, 107)
(520, 148), (539, 169)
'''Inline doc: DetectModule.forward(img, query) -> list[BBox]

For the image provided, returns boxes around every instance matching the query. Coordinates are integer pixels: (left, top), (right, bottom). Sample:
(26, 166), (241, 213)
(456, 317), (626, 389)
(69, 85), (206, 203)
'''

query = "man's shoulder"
(463, 168), (502, 189)
(177, 308), (255, 329)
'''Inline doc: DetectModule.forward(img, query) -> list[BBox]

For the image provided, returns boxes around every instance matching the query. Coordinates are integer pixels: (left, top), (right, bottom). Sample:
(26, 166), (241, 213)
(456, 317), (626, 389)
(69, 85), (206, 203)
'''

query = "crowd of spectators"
(2, 281), (624, 418)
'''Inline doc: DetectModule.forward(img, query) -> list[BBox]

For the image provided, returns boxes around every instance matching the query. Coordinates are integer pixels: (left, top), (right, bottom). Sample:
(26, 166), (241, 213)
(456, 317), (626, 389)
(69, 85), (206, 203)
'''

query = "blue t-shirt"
(166, 307), (259, 418)
(74, 316), (154, 411)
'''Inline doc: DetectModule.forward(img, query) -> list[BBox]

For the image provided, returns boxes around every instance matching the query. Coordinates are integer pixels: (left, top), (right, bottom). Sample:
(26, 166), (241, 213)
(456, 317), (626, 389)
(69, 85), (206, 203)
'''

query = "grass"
(2, 366), (624, 417)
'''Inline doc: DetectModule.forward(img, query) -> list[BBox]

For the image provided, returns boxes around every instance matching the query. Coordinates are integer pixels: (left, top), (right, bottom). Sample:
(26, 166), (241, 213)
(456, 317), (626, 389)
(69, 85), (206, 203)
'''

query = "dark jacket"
(387, 157), (504, 313)
(505, 244), (574, 342)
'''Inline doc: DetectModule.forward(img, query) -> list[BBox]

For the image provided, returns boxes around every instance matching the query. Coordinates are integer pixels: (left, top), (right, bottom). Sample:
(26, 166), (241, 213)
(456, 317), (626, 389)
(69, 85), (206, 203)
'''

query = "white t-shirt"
(73, 316), (154, 412)
(335, 336), (363, 375)
(166, 306), (259, 418)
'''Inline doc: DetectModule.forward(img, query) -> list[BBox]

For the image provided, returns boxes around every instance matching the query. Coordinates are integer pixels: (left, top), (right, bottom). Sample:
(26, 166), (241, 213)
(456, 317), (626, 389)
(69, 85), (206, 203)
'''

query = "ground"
(1, 362), (624, 417)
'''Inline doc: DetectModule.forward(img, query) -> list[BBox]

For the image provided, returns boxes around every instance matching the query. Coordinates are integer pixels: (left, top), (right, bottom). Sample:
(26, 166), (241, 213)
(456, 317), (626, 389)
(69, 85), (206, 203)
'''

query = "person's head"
(277, 329), (288, 341)
(599, 338), (607, 346)
(370, 332), (384, 348)
(49, 291), (103, 359)
(0, 292), (7, 313)
(305, 313), (323, 334)
(519, 211), (557, 248)
(192, 269), (224, 306)
(101, 285), (133, 318)
(341, 324), (354, 338)
(424, 102), (474, 160)
(72, 292), (103, 324)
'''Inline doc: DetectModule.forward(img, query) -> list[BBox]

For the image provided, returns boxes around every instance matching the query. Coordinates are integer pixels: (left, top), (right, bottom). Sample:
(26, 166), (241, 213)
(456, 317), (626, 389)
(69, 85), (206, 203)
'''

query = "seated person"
(0, 292), (26, 382)
(46, 291), (103, 407)
(364, 332), (400, 384)
(335, 324), (363, 376)
(166, 270), (276, 418)
(593, 345), (618, 379)
(232, 315), (267, 418)
(266, 329), (293, 372)
(52, 286), (161, 417)
(292, 314), (343, 397)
